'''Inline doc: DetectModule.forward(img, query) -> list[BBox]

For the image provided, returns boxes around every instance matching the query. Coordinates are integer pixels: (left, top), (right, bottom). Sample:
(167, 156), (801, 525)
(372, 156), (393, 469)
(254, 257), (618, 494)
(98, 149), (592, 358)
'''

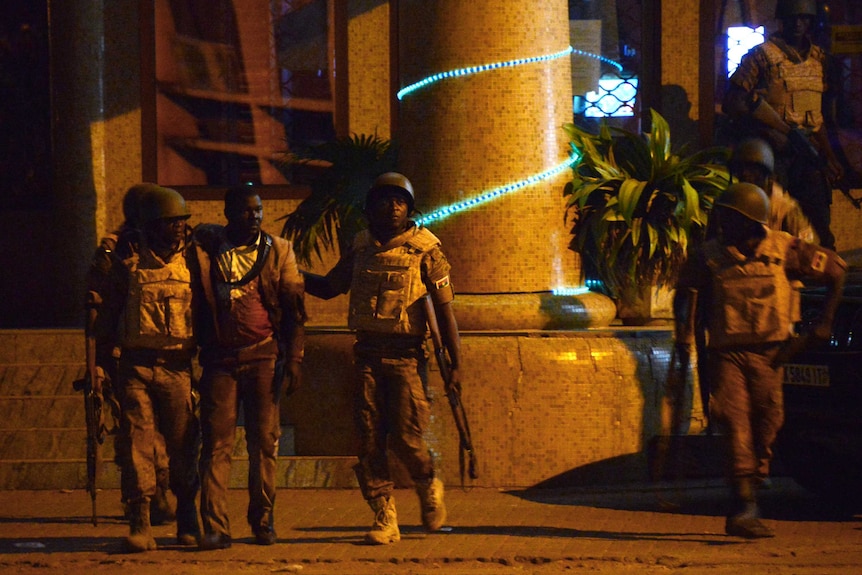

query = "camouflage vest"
(121, 246), (195, 351)
(704, 230), (795, 348)
(760, 41), (826, 131)
(348, 226), (440, 336)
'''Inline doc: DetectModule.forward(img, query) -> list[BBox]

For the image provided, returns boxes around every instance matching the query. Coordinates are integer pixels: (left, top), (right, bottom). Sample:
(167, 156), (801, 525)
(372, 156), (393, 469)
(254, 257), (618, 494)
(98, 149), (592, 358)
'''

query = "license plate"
(784, 364), (830, 387)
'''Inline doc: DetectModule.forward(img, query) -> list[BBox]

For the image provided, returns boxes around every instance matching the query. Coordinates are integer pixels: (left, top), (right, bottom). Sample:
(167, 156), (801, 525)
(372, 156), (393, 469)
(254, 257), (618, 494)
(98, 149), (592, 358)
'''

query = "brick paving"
(0, 478), (860, 574)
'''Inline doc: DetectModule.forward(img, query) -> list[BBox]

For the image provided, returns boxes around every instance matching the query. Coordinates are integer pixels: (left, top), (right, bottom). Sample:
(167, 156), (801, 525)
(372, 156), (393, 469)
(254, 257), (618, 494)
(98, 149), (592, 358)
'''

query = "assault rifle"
(424, 296), (477, 487)
(652, 289), (698, 485)
(788, 127), (862, 209)
(73, 308), (106, 526)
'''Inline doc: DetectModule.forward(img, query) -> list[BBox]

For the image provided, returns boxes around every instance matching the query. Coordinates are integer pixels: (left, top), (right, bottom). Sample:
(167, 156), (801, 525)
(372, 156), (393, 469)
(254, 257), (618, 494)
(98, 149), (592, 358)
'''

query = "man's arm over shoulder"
(268, 235), (307, 378)
(269, 234), (307, 322)
(270, 235), (304, 289)
(302, 250), (354, 300)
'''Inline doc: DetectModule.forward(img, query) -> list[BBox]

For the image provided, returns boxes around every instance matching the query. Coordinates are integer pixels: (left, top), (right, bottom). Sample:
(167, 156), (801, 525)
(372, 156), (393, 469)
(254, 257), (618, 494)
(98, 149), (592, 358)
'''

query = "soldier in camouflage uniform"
(674, 182), (845, 539)
(87, 184), (200, 552)
(87, 184), (178, 527)
(303, 173), (463, 545)
(723, 0), (844, 249)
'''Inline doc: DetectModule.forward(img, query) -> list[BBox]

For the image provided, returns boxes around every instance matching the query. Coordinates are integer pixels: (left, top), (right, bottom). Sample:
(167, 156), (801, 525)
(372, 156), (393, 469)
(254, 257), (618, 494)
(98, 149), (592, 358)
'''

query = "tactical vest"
(121, 247), (195, 351)
(760, 41), (826, 131)
(704, 230), (795, 349)
(348, 227), (440, 336)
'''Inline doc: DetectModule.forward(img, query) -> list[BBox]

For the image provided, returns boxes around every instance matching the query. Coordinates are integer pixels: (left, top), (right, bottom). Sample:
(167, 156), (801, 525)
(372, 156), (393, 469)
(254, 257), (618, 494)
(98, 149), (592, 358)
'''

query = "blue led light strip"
(551, 286), (591, 296)
(397, 46), (622, 100)
(416, 152), (580, 227)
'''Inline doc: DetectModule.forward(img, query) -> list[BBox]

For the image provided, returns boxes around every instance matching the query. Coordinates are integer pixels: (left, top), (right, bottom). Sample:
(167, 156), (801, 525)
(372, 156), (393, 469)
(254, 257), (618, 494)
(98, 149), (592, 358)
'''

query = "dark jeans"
(198, 339), (280, 537)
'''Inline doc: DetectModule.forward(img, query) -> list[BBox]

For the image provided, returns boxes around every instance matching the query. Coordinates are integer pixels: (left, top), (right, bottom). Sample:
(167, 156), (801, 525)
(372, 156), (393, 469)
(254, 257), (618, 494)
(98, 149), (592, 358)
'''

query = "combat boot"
(150, 474), (175, 526)
(725, 477), (774, 539)
(125, 498), (157, 553)
(175, 497), (201, 546)
(726, 511), (775, 538)
(415, 476), (447, 531)
(364, 495), (400, 545)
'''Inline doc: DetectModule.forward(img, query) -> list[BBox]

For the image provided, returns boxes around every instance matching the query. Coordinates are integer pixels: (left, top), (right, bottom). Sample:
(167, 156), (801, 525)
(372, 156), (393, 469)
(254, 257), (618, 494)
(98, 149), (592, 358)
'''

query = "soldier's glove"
(787, 127), (820, 166)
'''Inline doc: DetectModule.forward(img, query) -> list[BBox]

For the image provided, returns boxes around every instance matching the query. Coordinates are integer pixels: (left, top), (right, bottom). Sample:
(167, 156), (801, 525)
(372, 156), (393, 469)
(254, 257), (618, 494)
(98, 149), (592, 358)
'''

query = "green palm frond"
(277, 133), (398, 266)
(563, 109), (731, 299)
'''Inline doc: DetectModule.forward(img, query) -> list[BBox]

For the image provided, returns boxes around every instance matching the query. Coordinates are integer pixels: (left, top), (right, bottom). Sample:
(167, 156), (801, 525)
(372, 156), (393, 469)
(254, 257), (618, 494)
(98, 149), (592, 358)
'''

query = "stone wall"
(0, 327), (698, 489)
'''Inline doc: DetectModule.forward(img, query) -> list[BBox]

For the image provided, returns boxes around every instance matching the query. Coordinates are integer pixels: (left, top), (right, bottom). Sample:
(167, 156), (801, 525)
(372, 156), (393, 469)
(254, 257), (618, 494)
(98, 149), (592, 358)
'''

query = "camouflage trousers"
(709, 344), (785, 482)
(118, 350), (200, 503)
(352, 338), (435, 501)
(198, 338), (281, 537)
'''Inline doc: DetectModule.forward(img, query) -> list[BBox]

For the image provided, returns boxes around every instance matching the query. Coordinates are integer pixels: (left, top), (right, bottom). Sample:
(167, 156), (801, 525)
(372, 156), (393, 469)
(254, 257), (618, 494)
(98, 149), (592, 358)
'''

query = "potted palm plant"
(563, 109), (730, 324)
(278, 133), (397, 265)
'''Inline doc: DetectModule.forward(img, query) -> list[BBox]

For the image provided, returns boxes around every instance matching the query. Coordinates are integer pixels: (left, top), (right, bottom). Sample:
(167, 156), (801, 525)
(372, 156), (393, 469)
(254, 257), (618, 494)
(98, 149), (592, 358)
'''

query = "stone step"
(0, 426), (297, 462)
(0, 330), (83, 365)
(0, 456), (358, 490)
(0, 364), (85, 396)
(0, 428), (110, 461)
(0, 396), (83, 429)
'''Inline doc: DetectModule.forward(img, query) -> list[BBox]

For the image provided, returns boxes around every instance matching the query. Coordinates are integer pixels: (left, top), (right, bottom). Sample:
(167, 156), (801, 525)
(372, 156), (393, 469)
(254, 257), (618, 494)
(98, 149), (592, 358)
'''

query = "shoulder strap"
(404, 226), (442, 253)
(229, 233), (272, 287)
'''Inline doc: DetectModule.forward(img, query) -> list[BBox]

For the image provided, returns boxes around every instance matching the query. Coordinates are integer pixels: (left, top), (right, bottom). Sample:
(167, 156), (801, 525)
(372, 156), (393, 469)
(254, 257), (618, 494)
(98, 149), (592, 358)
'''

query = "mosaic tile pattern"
(347, 1), (392, 138)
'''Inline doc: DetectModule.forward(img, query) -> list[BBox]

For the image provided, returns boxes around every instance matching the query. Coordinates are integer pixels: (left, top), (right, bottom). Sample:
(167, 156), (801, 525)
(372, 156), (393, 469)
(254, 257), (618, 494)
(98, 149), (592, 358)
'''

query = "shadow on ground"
(508, 476), (857, 524)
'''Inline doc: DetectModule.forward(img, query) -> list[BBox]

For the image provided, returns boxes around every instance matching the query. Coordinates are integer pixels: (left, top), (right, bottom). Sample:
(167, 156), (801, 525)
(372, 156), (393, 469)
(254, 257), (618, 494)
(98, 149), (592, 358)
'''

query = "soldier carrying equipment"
(74, 304), (110, 526)
(425, 296), (477, 487)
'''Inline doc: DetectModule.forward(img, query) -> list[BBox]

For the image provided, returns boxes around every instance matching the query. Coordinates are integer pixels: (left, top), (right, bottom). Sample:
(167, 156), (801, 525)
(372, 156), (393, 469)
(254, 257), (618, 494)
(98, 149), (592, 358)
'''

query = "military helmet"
(730, 138), (775, 174)
(121, 183), (157, 228)
(775, 0), (817, 19)
(366, 172), (415, 210)
(137, 184), (191, 225)
(715, 182), (770, 225)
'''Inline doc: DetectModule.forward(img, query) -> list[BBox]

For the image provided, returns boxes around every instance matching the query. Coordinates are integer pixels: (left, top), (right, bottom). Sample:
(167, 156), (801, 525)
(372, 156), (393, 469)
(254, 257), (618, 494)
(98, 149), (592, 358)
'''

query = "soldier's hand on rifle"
(88, 365), (106, 396)
(445, 365), (463, 397)
(282, 359), (303, 397)
(825, 154), (845, 186)
(787, 127), (821, 166)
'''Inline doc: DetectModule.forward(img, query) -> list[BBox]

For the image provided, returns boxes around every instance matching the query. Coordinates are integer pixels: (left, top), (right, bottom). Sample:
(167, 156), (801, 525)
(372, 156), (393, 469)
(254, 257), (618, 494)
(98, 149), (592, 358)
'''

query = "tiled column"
(49, 0), (143, 325)
(396, 1), (614, 328)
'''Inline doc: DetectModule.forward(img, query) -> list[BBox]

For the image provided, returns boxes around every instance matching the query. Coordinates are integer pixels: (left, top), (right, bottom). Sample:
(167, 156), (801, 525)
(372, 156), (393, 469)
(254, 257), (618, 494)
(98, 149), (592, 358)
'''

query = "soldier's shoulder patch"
(811, 250), (827, 273)
(434, 275), (450, 290)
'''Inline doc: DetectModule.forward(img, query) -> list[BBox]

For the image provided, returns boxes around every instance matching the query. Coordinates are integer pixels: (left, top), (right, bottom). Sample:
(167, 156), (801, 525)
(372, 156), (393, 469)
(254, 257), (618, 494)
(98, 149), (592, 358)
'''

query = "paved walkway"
(0, 478), (861, 574)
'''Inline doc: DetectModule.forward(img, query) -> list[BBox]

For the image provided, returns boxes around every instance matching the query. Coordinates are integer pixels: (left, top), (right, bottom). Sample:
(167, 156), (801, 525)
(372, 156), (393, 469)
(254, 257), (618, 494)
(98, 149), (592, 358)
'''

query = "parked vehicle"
(776, 249), (862, 505)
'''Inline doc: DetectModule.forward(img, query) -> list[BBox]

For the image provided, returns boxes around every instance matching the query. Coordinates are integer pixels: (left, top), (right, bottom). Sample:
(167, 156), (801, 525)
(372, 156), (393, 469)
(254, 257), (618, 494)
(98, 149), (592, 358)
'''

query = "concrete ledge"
(0, 456), (360, 490)
(286, 328), (705, 489)
(452, 292), (618, 330)
(1, 327), (707, 490)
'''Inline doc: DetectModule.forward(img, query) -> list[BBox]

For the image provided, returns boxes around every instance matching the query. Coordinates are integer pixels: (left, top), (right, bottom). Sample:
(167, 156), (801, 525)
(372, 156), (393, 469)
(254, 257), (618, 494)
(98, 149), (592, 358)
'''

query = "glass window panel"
(154, 0), (338, 187)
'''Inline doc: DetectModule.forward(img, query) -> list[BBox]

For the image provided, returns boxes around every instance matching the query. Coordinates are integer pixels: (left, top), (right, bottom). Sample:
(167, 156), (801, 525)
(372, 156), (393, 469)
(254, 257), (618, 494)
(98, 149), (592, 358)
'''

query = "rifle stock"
(424, 296), (477, 485)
